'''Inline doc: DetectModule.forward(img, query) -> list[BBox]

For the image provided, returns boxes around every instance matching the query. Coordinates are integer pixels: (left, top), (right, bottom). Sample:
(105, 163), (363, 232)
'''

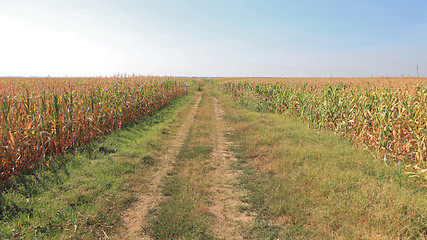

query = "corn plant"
(0, 77), (188, 183)
(221, 79), (427, 182)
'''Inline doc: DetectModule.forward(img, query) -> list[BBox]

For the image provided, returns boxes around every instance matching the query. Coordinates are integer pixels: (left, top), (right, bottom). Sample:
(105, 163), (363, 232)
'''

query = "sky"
(0, 0), (426, 77)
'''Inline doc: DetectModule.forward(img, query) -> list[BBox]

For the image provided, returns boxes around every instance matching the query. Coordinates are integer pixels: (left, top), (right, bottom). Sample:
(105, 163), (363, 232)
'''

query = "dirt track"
(117, 91), (253, 239)
(117, 94), (202, 240)
(207, 95), (253, 239)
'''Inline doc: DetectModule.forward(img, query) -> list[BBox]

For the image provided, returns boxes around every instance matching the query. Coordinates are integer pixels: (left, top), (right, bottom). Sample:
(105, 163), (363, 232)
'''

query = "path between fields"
(117, 94), (202, 240)
(208, 95), (254, 239)
(116, 91), (253, 239)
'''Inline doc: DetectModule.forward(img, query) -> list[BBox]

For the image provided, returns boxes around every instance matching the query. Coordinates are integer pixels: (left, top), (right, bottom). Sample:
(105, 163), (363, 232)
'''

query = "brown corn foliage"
(0, 76), (188, 183)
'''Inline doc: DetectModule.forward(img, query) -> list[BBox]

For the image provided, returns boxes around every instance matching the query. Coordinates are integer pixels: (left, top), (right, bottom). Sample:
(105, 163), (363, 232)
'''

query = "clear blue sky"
(1, 0), (426, 77)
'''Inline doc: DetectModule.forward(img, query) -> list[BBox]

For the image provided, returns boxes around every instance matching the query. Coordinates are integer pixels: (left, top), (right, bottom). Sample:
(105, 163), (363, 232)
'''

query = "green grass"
(177, 145), (213, 160)
(144, 92), (215, 240)
(146, 176), (213, 240)
(0, 92), (193, 239)
(216, 90), (427, 239)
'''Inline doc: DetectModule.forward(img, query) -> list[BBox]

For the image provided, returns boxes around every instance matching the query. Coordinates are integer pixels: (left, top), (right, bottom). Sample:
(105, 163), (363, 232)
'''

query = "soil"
(207, 95), (254, 239)
(116, 94), (202, 240)
(115, 92), (254, 239)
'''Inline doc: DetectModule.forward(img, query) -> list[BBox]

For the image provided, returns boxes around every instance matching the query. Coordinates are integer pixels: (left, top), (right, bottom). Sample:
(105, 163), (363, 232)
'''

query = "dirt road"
(207, 95), (253, 239)
(118, 94), (202, 239)
(117, 90), (253, 239)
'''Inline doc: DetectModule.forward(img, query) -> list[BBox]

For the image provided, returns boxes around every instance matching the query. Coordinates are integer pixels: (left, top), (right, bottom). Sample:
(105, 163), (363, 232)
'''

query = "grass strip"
(144, 92), (214, 239)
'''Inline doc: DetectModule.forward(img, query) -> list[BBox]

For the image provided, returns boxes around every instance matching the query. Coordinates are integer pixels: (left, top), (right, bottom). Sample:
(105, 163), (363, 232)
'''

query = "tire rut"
(208, 95), (254, 240)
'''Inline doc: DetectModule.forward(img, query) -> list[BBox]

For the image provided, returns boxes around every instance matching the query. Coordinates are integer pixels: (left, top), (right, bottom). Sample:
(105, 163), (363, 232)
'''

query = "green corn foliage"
(222, 81), (427, 168)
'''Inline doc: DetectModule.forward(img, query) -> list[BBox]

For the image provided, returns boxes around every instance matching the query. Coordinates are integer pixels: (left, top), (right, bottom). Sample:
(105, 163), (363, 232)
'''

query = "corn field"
(221, 79), (427, 181)
(0, 77), (188, 183)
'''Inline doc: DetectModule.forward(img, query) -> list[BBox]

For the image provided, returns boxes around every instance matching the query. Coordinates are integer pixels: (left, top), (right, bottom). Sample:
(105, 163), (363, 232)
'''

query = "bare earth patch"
(116, 94), (202, 240)
(208, 95), (254, 239)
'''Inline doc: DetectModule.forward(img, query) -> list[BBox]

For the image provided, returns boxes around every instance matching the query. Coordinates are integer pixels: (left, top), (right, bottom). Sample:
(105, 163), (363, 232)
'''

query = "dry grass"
(216, 88), (427, 239)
